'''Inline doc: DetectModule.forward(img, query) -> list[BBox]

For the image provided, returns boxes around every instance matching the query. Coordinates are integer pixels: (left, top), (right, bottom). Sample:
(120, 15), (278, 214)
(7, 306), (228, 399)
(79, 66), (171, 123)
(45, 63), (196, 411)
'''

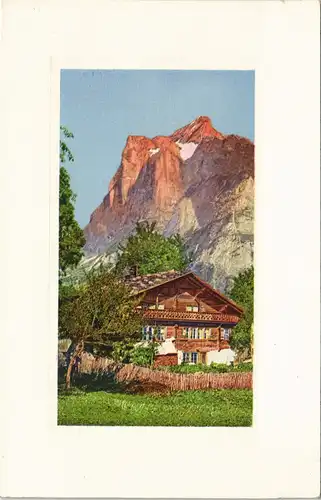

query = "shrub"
(111, 340), (135, 363)
(208, 363), (229, 373)
(130, 343), (158, 368)
(165, 364), (206, 374)
(233, 362), (253, 372)
(164, 363), (230, 374)
(160, 362), (252, 374)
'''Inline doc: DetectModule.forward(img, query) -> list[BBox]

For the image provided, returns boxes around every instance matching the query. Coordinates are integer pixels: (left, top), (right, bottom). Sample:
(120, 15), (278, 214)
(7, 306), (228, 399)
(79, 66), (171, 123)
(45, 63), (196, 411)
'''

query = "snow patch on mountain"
(176, 141), (198, 161)
(149, 148), (160, 156)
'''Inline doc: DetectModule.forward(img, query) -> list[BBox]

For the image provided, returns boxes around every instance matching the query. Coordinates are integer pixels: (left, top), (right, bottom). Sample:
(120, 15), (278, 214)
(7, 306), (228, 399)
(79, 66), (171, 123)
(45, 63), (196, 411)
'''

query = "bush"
(164, 364), (206, 374)
(160, 362), (253, 374)
(130, 343), (158, 368)
(163, 363), (229, 374)
(111, 340), (135, 363)
(208, 363), (229, 373)
(233, 362), (253, 372)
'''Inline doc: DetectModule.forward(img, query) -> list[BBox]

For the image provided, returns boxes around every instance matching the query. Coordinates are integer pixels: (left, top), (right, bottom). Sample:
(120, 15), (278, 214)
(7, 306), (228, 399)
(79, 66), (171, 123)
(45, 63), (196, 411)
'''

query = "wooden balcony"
(143, 308), (240, 324)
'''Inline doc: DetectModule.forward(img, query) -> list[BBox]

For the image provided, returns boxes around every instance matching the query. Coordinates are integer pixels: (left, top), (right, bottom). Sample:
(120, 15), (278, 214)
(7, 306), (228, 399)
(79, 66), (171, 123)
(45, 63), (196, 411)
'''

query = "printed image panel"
(58, 70), (254, 426)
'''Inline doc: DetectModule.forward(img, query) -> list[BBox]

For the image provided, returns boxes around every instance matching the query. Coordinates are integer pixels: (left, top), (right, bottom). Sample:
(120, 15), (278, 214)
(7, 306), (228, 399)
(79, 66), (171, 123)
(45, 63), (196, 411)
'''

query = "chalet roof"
(124, 270), (185, 294)
(124, 269), (243, 313)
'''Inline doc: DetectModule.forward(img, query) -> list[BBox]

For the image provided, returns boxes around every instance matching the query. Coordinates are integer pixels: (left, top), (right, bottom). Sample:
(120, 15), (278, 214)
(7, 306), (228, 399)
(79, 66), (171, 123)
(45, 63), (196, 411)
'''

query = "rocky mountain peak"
(170, 115), (224, 144)
(83, 117), (254, 291)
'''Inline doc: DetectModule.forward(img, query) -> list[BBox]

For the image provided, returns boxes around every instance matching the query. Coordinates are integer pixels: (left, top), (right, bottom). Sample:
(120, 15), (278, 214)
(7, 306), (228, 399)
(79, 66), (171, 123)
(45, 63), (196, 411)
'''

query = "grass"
(58, 386), (252, 426)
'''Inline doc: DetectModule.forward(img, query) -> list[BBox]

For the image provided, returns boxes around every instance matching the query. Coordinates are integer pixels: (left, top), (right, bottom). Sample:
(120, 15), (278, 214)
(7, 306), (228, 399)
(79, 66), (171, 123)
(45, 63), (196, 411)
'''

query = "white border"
(1, 0), (320, 498)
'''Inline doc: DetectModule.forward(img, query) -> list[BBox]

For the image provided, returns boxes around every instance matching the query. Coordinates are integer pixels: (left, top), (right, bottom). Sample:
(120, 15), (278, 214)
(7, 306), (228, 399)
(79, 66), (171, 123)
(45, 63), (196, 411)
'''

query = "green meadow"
(58, 387), (252, 427)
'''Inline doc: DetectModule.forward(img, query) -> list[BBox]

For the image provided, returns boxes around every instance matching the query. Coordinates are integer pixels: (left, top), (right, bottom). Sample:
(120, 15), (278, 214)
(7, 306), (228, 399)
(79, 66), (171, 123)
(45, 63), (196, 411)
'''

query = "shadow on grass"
(59, 368), (120, 394)
(58, 368), (170, 397)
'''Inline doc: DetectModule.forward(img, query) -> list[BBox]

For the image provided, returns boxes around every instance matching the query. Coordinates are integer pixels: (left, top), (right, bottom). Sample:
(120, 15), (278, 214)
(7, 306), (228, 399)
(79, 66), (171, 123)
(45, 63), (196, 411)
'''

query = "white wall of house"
(138, 330), (236, 366)
(157, 338), (177, 355)
(177, 348), (236, 365)
(206, 348), (236, 365)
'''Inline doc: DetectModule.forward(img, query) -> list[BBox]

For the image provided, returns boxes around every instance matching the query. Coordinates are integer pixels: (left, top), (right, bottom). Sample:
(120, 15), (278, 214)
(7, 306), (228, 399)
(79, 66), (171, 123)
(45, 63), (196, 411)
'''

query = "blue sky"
(60, 70), (254, 227)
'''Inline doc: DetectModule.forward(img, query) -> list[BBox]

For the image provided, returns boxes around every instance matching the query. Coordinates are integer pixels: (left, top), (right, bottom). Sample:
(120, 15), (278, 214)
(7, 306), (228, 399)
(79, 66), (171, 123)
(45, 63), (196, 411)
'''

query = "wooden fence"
(78, 353), (252, 391)
(116, 364), (252, 390)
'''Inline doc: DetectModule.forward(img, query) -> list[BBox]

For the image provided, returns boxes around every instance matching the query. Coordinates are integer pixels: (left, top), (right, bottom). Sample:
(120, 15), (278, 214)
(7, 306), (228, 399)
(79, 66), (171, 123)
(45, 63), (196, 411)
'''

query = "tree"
(228, 266), (254, 362)
(116, 221), (191, 276)
(59, 266), (144, 389)
(59, 126), (85, 279)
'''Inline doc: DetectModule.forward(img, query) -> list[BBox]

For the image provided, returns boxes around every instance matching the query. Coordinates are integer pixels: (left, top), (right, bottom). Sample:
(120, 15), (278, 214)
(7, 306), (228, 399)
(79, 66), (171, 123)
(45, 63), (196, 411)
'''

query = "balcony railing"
(143, 309), (240, 324)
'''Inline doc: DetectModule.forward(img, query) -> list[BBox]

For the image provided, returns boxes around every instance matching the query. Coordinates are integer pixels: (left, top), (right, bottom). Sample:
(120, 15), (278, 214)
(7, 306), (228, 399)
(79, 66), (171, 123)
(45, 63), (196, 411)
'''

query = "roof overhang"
(133, 271), (243, 314)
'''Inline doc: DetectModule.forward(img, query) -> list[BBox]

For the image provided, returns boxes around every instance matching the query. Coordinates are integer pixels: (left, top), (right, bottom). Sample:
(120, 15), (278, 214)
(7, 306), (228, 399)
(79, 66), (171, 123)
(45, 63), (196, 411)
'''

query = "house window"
(198, 327), (210, 339)
(183, 327), (198, 339)
(142, 326), (153, 341)
(183, 327), (211, 339)
(203, 328), (211, 339)
(183, 327), (190, 337)
(142, 326), (166, 341)
(186, 305), (199, 312)
(182, 352), (198, 364)
(191, 327), (199, 339)
(156, 326), (166, 341)
(191, 352), (198, 363)
(148, 304), (165, 310)
(220, 328), (231, 341)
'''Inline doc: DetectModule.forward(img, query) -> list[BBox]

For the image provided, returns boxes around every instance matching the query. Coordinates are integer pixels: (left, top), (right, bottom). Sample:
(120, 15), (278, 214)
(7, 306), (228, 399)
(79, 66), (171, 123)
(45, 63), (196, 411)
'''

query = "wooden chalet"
(125, 270), (243, 366)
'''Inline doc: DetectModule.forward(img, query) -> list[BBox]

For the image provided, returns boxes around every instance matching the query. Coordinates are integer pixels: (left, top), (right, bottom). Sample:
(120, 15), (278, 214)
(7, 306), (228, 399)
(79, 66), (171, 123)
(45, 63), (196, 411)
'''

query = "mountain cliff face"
(83, 116), (254, 292)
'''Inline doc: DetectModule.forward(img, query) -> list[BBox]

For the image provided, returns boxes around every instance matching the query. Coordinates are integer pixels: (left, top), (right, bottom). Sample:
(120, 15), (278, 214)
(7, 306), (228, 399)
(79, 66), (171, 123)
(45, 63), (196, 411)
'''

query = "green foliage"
(233, 362), (253, 372)
(58, 281), (81, 338)
(59, 266), (144, 347)
(58, 389), (253, 426)
(59, 126), (85, 278)
(228, 266), (254, 360)
(59, 280), (81, 301)
(111, 340), (136, 363)
(116, 221), (191, 276)
(162, 363), (216, 374)
(60, 126), (74, 163)
(162, 362), (252, 374)
(208, 363), (229, 373)
(130, 343), (158, 367)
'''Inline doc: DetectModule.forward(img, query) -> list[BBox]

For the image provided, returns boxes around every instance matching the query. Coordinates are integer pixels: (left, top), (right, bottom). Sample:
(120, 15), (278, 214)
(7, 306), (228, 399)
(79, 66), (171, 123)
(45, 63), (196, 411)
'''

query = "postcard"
(2, 1), (319, 498)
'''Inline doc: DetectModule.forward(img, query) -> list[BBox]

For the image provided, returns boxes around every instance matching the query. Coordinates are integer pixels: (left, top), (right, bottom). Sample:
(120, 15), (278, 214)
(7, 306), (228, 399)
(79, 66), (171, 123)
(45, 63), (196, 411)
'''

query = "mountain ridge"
(82, 116), (254, 291)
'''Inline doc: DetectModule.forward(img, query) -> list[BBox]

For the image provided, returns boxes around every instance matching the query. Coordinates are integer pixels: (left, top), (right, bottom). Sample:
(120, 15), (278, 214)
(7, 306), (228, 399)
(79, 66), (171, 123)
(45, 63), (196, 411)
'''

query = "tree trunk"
(65, 341), (84, 390)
